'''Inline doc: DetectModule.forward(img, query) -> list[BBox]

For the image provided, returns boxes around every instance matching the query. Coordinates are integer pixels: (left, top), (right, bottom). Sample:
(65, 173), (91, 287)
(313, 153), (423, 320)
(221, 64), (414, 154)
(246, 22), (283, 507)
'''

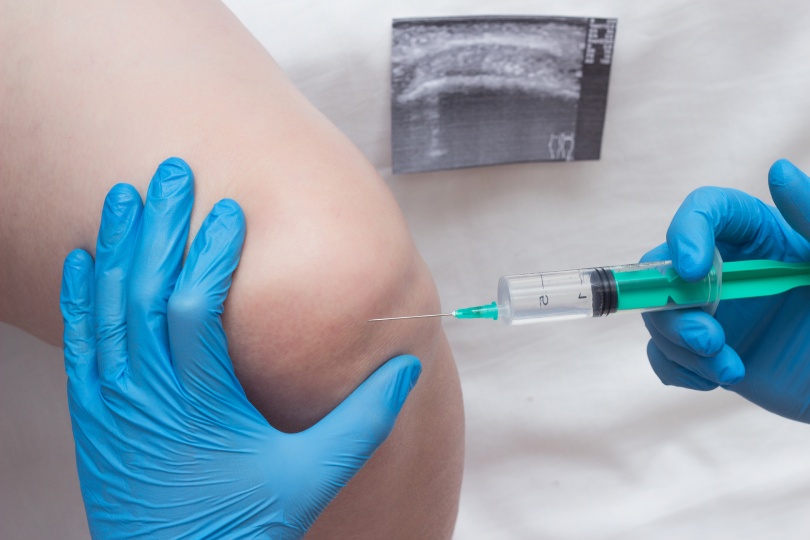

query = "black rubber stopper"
(591, 267), (618, 317)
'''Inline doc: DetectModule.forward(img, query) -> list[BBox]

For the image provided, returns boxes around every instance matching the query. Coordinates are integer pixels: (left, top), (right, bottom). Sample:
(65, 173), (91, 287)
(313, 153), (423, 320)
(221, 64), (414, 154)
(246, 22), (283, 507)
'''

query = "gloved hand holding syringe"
(376, 159), (810, 426)
(370, 250), (810, 324)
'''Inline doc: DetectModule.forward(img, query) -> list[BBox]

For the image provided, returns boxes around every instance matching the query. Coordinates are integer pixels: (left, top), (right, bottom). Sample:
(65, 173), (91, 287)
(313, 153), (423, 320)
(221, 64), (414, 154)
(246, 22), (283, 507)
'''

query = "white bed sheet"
(4, 1), (810, 538)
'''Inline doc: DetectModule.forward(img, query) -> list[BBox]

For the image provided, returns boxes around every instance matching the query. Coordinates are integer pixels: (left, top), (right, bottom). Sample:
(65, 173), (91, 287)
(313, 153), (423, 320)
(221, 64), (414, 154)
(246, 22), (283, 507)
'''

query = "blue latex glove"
(60, 157), (422, 539)
(642, 159), (810, 423)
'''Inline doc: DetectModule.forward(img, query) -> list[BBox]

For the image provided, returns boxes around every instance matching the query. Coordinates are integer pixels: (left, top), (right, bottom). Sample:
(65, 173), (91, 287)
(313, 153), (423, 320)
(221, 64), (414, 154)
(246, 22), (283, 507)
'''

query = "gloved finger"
(94, 184), (143, 391)
(647, 340), (718, 391)
(639, 242), (671, 264)
(298, 355), (422, 503)
(644, 309), (725, 357)
(61, 250), (99, 397)
(127, 157), (194, 386)
(168, 199), (248, 403)
(768, 158), (810, 243)
(666, 187), (773, 281)
(644, 316), (744, 385)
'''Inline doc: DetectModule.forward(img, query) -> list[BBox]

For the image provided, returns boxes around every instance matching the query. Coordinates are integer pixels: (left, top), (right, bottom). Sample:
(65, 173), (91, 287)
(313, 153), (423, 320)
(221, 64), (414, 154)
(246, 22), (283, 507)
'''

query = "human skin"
(0, 1), (464, 538)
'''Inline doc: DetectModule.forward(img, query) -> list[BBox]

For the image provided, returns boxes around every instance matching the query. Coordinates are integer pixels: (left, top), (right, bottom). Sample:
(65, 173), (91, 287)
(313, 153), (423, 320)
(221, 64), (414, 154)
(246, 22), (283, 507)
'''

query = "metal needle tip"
(368, 313), (453, 322)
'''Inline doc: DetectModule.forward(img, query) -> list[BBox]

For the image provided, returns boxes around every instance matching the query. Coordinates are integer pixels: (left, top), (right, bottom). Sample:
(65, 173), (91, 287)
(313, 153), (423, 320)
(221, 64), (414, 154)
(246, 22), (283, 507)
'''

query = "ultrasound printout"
(391, 16), (616, 174)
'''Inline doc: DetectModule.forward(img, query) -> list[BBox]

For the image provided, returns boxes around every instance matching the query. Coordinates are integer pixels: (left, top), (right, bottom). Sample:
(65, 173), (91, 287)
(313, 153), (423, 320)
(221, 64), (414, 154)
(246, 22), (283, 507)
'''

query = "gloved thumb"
(302, 354), (421, 481)
(768, 159), (810, 242)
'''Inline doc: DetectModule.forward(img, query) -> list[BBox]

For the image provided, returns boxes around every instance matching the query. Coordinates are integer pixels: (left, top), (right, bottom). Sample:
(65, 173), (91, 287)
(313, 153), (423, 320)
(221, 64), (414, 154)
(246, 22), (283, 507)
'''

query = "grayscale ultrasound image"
(391, 16), (616, 174)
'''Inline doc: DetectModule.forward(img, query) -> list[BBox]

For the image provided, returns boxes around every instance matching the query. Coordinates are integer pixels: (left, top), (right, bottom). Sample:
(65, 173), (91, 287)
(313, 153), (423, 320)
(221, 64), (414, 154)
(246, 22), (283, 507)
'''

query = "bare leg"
(0, 1), (464, 537)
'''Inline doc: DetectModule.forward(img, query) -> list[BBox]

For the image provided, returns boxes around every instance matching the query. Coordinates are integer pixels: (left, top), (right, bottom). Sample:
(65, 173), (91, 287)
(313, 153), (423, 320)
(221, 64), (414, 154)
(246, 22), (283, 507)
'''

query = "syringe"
(369, 252), (810, 325)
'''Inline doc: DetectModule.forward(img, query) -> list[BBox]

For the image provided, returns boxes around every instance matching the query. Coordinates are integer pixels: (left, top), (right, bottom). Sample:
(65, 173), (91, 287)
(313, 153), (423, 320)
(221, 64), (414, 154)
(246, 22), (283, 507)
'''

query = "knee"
(221, 203), (442, 432)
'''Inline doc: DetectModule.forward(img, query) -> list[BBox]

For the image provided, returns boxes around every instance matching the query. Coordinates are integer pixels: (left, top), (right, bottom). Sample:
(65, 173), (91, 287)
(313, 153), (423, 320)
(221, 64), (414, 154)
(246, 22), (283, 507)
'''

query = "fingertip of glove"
(100, 184), (142, 245)
(149, 157), (193, 199)
(672, 247), (711, 282)
(387, 355), (422, 405)
(666, 227), (709, 282)
(202, 199), (245, 248)
(212, 198), (243, 216)
(105, 183), (141, 212)
(768, 158), (801, 188)
(392, 354), (422, 384)
(679, 314), (725, 357)
(717, 356), (745, 386)
(64, 249), (93, 273)
(160, 156), (192, 174)
(406, 358), (423, 390)
(210, 199), (245, 228)
(61, 250), (94, 316)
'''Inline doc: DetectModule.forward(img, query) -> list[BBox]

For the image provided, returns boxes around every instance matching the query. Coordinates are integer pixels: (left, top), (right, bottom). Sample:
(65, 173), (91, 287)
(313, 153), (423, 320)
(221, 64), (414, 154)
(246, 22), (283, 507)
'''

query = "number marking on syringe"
(539, 274), (548, 307)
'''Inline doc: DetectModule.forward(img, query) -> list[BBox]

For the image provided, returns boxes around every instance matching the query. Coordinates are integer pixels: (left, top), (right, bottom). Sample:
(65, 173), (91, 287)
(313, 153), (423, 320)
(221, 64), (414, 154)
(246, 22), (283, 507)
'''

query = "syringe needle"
(368, 313), (453, 322)
(368, 302), (500, 322)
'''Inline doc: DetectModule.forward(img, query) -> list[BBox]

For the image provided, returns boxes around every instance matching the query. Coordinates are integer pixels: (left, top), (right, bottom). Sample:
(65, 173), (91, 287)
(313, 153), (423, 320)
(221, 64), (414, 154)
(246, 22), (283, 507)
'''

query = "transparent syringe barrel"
(497, 267), (614, 324)
(497, 252), (722, 325)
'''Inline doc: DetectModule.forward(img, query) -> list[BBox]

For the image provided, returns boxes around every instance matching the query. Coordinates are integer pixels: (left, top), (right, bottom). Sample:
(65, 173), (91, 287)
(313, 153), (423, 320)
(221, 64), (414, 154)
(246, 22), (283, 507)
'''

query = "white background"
(3, 1), (810, 538)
